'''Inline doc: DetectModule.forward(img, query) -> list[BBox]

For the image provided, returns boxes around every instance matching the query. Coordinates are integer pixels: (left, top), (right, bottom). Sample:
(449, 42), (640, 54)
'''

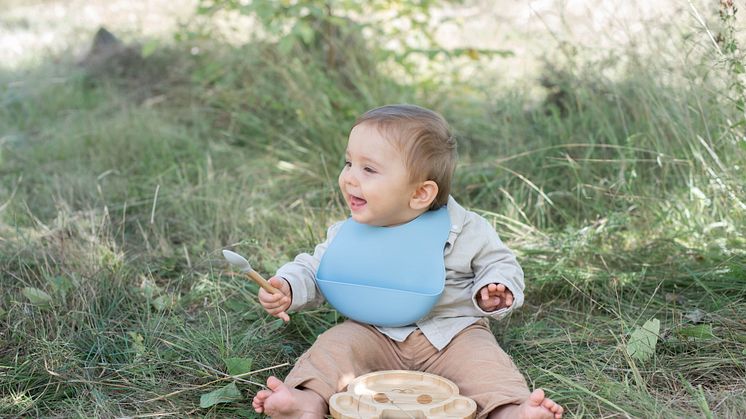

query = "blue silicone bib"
(316, 207), (451, 327)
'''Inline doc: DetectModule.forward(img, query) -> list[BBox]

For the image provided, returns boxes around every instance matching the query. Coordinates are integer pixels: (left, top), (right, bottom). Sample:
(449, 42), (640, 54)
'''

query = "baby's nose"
(341, 168), (358, 185)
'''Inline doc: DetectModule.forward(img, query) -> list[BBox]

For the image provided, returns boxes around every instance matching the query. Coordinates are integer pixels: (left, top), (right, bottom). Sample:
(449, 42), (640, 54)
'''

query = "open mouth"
(348, 194), (367, 211)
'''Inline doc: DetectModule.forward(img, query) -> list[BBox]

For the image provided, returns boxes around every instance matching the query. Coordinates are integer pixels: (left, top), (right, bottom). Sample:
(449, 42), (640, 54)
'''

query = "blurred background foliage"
(0, 0), (745, 417)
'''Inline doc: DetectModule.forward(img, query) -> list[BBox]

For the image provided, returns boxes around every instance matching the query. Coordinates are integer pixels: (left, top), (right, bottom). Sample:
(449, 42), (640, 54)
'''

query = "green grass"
(1, 11), (745, 418)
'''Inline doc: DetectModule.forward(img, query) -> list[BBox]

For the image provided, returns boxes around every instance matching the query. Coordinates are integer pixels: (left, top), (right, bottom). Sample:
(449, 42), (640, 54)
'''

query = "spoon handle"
(246, 270), (279, 294)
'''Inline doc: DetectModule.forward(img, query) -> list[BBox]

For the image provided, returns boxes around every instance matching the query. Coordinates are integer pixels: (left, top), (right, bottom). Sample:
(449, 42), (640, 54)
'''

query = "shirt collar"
(445, 195), (467, 245)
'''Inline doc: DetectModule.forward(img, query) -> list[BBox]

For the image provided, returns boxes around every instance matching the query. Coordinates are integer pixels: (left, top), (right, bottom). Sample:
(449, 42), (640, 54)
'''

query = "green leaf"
(278, 36), (295, 55)
(151, 295), (173, 311)
(223, 298), (247, 313)
(677, 324), (715, 340)
(22, 287), (52, 306)
(252, 2), (277, 26)
(684, 308), (705, 323)
(129, 331), (146, 356)
(733, 60), (745, 74)
(626, 318), (660, 363)
(294, 21), (315, 45)
(233, 408), (258, 418)
(47, 275), (77, 298)
(265, 318), (285, 334)
(141, 39), (159, 58)
(199, 382), (242, 408)
(224, 357), (253, 376)
(140, 277), (161, 300)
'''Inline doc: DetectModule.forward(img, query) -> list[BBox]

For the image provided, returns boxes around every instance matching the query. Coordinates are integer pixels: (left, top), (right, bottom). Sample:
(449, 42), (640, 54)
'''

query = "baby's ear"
(410, 180), (438, 211)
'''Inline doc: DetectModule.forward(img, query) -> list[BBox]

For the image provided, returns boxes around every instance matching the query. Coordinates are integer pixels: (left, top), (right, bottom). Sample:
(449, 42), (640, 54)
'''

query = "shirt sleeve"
(275, 221), (343, 312)
(468, 216), (525, 320)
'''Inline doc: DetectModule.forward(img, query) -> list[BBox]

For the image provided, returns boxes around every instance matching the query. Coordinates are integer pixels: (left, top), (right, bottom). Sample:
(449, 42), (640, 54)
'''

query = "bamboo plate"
(329, 370), (476, 418)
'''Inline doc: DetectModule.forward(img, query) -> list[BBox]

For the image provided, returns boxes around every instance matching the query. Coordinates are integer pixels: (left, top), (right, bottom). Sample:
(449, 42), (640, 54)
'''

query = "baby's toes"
(254, 390), (271, 402)
(545, 401), (563, 418)
(252, 398), (263, 412)
(542, 398), (559, 412)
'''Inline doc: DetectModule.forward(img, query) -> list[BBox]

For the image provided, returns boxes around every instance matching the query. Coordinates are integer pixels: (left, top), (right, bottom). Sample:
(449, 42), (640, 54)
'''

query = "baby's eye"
(364, 166), (377, 174)
(343, 160), (351, 168)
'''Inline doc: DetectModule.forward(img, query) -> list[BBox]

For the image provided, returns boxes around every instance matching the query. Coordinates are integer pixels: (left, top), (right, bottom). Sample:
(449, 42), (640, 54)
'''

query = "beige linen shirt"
(276, 196), (525, 351)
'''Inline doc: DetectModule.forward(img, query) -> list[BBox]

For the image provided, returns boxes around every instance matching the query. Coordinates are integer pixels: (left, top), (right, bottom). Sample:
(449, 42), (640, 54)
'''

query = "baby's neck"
(379, 208), (430, 227)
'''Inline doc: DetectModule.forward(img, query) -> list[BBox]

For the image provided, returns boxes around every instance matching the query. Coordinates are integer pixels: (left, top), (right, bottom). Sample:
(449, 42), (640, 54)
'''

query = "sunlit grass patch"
(1, 1), (745, 416)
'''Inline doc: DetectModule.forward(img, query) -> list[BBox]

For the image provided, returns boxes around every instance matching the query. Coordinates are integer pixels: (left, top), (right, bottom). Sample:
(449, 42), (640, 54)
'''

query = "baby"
(252, 104), (563, 419)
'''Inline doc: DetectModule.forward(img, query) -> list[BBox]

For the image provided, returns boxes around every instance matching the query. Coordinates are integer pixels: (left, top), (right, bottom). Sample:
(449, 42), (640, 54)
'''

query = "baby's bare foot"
(251, 376), (326, 418)
(489, 389), (563, 419)
(517, 389), (563, 419)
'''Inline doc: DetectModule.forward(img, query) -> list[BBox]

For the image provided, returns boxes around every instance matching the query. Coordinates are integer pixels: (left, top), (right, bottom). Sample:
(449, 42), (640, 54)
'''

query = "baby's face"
(338, 123), (423, 226)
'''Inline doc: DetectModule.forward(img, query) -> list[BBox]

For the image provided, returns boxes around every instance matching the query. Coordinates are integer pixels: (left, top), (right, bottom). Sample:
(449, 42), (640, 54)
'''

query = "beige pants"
(284, 319), (530, 418)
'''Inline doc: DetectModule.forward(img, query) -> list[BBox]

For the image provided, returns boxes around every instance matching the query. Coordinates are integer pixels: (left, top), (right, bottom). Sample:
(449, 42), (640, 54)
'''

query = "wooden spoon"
(222, 249), (279, 294)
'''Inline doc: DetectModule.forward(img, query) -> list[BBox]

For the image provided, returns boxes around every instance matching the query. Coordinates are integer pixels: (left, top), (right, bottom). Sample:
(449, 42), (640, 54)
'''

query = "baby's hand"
(477, 283), (514, 312)
(258, 276), (292, 322)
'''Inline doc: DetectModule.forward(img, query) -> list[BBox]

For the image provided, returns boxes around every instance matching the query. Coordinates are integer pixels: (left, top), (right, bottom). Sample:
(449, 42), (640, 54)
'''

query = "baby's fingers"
(482, 296), (501, 311)
(504, 292), (514, 307)
(266, 305), (285, 315)
(480, 286), (490, 301)
(276, 311), (290, 322)
(267, 306), (290, 322)
(259, 288), (281, 301)
(268, 277), (288, 291)
(262, 300), (285, 311)
(264, 296), (291, 309)
(490, 296), (502, 308)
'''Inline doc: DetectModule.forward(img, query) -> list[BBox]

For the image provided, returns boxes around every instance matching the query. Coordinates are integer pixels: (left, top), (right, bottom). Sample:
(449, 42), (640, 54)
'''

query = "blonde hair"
(352, 104), (457, 209)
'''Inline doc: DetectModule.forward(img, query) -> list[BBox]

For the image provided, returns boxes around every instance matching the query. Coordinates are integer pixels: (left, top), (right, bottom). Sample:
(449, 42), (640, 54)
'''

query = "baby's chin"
(349, 212), (382, 226)
(350, 212), (371, 224)
(351, 214), (405, 228)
